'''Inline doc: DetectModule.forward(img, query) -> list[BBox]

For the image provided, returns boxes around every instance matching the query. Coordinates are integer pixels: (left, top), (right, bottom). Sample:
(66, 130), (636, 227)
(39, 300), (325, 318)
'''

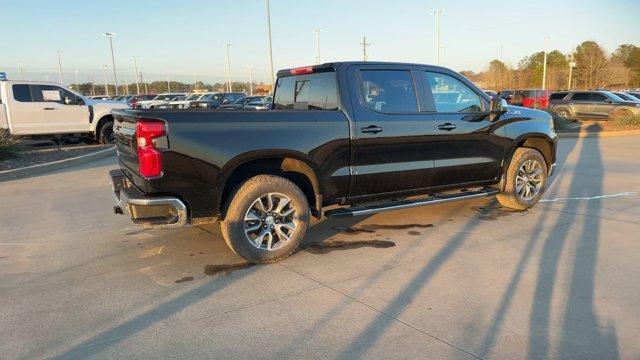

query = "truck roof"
(277, 61), (452, 77)
(0, 80), (67, 86)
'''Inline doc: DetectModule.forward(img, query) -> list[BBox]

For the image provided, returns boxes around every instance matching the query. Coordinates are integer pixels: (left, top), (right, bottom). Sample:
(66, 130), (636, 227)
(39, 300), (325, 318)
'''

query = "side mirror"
(64, 96), (72, 105)
(490, 96), (508, 113)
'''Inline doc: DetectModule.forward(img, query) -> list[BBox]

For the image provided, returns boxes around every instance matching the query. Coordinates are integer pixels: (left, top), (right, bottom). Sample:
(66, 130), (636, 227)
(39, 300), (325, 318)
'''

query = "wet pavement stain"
(407, 230), (421, 236)
(204, 263), (254, 276)
(175, 276), (194, 284)
(306, 239), (396, 254)
(475, 205), (525, 221)
(333, 223), (433, 235)
(332, 226), (375, 235)
(126, 229), (147, 236)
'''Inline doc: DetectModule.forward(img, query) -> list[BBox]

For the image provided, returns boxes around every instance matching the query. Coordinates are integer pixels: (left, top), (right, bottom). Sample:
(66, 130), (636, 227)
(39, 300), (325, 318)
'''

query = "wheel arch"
(504, 134), (555, 177)
(217, 155), (321, 220)
(94, 114), (114, 139)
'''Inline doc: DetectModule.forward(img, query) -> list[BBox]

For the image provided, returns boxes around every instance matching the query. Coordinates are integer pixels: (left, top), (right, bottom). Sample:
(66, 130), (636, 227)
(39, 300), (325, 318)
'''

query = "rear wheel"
(554, 108), (571, 119)
(221, 175), (310, 264)
(98, 121), (115, 144)
(497, 148), (548, 210)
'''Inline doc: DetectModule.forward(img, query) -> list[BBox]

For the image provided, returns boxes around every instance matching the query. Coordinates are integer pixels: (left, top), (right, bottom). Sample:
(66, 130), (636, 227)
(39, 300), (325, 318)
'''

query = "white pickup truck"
(0, 80), (130, 143)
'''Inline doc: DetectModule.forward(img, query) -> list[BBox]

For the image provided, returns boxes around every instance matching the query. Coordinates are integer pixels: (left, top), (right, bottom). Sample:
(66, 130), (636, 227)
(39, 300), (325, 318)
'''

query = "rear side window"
(590, 93), (607, 102)
(549, 92), (567, 100)
(422, 72), (482, 113)
(274, 72), (338, 110)
(570, 93), (591, 101)
(357, 70), (418, 113)
(12, 84), (32, 102)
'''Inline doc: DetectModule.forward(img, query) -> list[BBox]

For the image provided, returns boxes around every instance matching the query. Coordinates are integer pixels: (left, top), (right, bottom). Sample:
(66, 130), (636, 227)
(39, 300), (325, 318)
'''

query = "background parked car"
(626, 91), (640, 101)
(218, 95), (265, 109)
(244, 96), (272, 110)
(191, 92), (246, 109)
(135, 93), (185, 109)
(613, 92), (640, 103)
(169, 93), (208, 109)
(128, 94), (156, 108)
(548, 90), (640, 120)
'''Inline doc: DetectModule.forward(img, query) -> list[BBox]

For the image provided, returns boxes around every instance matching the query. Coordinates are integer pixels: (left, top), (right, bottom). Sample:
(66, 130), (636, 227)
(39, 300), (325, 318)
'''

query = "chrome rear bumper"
(110, 169), (188, 228)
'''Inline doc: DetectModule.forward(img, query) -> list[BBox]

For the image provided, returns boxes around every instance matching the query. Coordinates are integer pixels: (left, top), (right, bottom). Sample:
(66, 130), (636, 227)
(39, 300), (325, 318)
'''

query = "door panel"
(431, 113), (505, 186)
(420, 71), (504, 187)
(348, 66), (436, 199)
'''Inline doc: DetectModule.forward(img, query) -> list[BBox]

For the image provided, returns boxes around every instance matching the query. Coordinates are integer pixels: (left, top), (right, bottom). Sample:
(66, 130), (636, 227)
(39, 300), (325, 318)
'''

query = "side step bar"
(324, 188), (500, 218)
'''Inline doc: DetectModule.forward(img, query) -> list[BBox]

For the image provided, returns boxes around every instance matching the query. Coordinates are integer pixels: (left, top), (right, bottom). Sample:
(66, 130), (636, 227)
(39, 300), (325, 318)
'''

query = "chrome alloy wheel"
(244, 193), (298, 251)
(516, 159), (544, 201)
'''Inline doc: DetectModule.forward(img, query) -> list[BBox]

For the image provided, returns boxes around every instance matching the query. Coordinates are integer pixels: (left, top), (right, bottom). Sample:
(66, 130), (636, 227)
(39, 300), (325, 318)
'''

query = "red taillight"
(522, 97), (535, 108)
(290, 66), (314, 75)
(135, 120), (166, 178)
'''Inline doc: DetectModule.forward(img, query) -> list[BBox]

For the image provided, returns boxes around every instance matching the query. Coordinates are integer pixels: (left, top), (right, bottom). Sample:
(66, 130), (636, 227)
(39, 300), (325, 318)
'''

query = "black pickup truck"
(110, 61), (557, 263)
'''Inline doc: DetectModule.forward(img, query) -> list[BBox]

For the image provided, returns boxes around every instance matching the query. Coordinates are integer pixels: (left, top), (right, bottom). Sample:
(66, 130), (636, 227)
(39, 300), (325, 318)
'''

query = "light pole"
(166, 75), (171, 93)
(567, 54), (576, 90)
(131, 56), (140, 94)
(73, 69), (80, 93)
(313, 28), (321, 64)
(56, 50), (64, 84)
(431, 9), (445, 65)
(90, 74), (96, 96)
(542, 35), (551, 90)
(102, 65), (109, 96)
(441, 44), (447, 66)
(247, 64), (254, 95)
(360, 36), (370, 61)
(103, 32), (119, 95)
(265, 0), (275, 88)
(225, 43), (232, 92)
(19, 62), (24, 80)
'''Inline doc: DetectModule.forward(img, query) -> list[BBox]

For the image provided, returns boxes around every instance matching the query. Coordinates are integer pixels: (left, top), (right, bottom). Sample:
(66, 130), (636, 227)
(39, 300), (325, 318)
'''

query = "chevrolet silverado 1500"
(110, 62), (557, 263)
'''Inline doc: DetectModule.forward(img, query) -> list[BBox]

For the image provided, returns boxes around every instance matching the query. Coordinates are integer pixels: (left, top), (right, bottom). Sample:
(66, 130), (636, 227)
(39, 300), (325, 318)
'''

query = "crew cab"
(110, 62), (557, 263)
(0, 80), (129, 143)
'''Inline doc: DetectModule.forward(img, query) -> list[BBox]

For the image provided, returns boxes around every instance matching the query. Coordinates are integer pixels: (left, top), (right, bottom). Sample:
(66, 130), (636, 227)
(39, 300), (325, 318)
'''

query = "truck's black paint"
(112, 62), (557, 223)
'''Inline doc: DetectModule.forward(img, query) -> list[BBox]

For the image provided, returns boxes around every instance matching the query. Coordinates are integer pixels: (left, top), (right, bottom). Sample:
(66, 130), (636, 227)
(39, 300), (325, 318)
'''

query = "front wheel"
(496, 148), (548, 210)
(221, 175), (310, 264)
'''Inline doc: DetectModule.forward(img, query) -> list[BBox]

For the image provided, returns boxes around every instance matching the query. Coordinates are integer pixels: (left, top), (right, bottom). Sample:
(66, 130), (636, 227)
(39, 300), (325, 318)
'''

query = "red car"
(500, 89), (550, 109)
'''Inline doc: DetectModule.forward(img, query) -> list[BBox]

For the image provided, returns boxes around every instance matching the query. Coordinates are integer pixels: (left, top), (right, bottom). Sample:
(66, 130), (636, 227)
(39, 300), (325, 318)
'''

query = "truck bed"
(112, 108), (351, 220)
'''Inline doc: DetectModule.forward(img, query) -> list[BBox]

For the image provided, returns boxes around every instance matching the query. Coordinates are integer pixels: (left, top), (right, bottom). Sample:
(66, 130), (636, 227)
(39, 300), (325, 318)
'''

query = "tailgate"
(112, 110), (140, 176)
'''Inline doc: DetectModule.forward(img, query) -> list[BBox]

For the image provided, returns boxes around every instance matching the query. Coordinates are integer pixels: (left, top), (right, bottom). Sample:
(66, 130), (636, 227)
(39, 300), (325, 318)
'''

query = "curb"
(0, 146), (116, 182)
(558, 129), (640, 138)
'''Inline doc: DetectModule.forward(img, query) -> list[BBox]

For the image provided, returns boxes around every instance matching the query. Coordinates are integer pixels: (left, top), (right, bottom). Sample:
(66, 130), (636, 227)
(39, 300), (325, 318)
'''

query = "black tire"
(554, 108), (572, 119)
(98, 121), (115, 144)
(220, 175), (310, 264)
(496, 148), (548, 210)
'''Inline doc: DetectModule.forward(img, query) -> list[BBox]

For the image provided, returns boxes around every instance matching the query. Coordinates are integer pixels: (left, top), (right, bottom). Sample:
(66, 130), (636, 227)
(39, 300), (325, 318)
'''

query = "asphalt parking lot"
(1, 136), (639, 359)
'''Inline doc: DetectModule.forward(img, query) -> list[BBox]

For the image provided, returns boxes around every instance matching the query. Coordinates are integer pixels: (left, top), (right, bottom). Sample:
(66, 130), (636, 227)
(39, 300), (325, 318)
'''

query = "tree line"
(461, 41), (640, 91)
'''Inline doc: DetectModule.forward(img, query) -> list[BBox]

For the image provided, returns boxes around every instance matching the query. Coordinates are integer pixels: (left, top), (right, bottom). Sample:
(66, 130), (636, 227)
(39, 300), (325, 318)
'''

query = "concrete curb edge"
(0, 146), (116, 182)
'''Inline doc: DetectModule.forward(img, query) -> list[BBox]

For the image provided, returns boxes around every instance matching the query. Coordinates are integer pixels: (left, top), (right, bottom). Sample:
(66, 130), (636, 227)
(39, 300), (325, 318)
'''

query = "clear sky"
(1, 0), (639, 85)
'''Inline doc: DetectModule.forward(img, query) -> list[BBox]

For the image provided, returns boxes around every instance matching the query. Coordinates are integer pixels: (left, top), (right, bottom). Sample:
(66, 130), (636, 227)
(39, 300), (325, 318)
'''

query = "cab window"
(357, 70), (418, 113)
(423, 72), (482, 113)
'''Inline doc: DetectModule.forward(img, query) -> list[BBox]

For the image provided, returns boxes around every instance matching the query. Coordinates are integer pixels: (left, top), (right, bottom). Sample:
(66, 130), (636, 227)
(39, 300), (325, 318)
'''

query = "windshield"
(614, 92), (635, 101)
(607, 92), (626, 102)
(199, 94), (216, 100)
(185, 94), (201, 100)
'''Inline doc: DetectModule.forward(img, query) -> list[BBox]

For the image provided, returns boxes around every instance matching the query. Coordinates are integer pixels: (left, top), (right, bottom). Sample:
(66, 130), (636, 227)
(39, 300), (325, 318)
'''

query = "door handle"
(44, 107), (55, 110)
(361, 125), (383, 134)
(437, 123), (456, 131)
